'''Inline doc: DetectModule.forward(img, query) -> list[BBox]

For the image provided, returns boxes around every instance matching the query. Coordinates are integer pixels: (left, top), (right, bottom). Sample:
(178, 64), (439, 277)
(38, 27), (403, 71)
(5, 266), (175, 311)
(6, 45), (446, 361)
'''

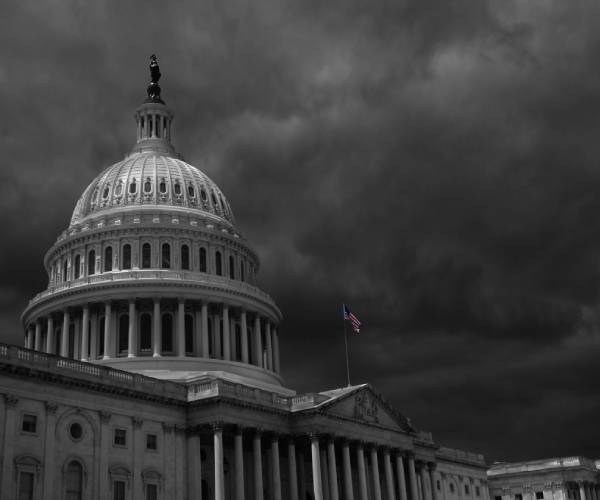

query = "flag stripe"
(343, 304), (362, 333)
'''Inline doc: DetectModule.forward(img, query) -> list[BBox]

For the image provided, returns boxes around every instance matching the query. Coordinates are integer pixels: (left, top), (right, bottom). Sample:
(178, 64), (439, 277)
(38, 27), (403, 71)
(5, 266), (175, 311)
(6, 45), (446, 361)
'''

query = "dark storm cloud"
(2, 0), (600, 461)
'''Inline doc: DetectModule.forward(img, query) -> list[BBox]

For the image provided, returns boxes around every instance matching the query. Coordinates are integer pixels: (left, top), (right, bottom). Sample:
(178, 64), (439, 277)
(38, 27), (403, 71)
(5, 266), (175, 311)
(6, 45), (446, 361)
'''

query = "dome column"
(265, 321), (273, 370)
(46, 316), (55, 354)
(61, 309), (70, 357)
(253, 315), (263, 367)
(127, 300), (136, 358)
(153, 299), (161, 357)
(201, 302), (209, 357)
(240, 310), (249, 363)
(273, 327), (280, 374)
(103, 303), (111, 359)
(34, 321), (42, 351)
(81, 305), (90, 361)
(177, 299), (185, 357)
(213, 308), (222, 357)
(89, 311), (98, 359)
(222, 305), (231, 361)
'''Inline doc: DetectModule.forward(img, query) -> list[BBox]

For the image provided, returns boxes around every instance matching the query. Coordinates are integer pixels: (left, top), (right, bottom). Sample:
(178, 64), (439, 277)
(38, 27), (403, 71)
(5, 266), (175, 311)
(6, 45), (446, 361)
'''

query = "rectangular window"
(536, 493), (544, 500)
(21, 414), (37, 433)
(516, 494), (523, 500)
(476, 487), (481, 497)
(114, 428), (127, 447)
(437, 480), (441, 491)
(146, 433), (157, 450)
(113, 481), (125, 500)
(465, 485), (470, 495)
(18, 472), (34, 500)
(495, 496), (502, 500)
(146, 483), (158, 500)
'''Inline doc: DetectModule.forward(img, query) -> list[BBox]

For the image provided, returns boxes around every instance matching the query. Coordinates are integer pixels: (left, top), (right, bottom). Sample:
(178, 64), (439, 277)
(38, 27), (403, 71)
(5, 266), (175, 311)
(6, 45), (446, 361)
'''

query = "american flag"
(343, 304), (362, 333)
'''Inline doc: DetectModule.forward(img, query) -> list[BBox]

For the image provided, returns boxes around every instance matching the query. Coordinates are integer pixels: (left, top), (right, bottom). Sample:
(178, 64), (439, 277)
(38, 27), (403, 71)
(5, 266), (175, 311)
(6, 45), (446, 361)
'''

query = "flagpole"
(343, 312), (351, 387)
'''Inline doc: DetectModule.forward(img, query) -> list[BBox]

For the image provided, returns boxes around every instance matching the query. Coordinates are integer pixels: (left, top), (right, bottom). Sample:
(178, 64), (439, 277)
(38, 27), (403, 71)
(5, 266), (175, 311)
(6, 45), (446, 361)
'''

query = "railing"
(186, 378), (292, 409)
(437, 446), (486, 465)
(0, 344), (187, 400)
(28, 270), (278, 307)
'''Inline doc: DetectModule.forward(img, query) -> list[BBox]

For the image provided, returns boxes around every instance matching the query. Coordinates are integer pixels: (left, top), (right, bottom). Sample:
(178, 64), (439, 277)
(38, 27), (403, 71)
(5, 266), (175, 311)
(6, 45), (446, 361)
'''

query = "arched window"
(118, 315), (129, 355)
(199, 248), (207, 273)
(229, 255), (235, 279)
(104, 246), (113, 272)
(129, 179), (137, 194)
(122, 244), (131, 270)
(63, 260), (68, 282)
(181, 245), (190, 270)
(185, 314), (194, 354)
(240, 260), (245, 282)
(98, 317), (105, 357)
(74, 255), (80, 279)
(142, 243), (151, 269)
(200, 189), (208, 202)
(65, 460), (83, 500)
(174, 182), (182, 195)
(161, 314), (173, 353)
(88, 250), (96, 275)
(144, 178), (152, 193)
(159, 179), (167, 194)
(215, 251), (222, 276)
(140, 314), (152, 352)
(115, 182), (123, 196)
(187, 185), (195, 197)
(161, 243), (171, 269)
(211, 192), (218, 206)
(102, 186), (110, 199)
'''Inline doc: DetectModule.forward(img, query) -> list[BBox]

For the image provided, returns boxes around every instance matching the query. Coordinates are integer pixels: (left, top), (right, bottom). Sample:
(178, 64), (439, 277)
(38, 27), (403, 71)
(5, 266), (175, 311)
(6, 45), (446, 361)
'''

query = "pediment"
(318, 385), (414, 433)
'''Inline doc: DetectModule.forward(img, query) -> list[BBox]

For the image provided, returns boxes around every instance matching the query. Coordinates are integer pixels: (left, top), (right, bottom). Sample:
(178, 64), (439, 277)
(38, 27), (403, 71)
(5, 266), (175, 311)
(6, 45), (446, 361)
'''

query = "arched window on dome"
(140, 117), (145, 137)
(159, 179), (167, 194)
(181, 245), (190, 270)
(63, 259), (68, 282)
(215, 251), (222, 276)
(229, 255), (235, 280)
(155, 115), (160, 137)
(149, 115), (153, 137)
(118, 314), (128, 355)
(98, 317), (105, 358)
(104, 246), (113, 272)
(142, 243), (151, 269)
(187, 184), (195, 198)
(122, 244), (131, 270)
(161, 243), (171, 269)
(129, 179), (137, 194)
(199, 248), (207, 273)
(185, 314), (194, 355)
(144, 178), (152, 193)
(74, 255), (81, 279)
(139, 314), (152, 353)
(200, 189), (208, 202)
(174, 182), (182, 196)
(115, 181), (123, 197)
(161, 314), (173, 354)
(102, 185), (110, 199)
(65, 460), (83, 500)
(211, 192), (218, 206)
(88, 250), (96, 275)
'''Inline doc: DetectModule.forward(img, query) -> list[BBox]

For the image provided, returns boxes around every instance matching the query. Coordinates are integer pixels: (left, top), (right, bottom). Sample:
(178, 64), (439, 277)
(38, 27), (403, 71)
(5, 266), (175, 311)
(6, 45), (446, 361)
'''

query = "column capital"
(253, 427), (264, 437)
(132, 416), (144, 428)
(99, 410), (112, 423)
(427, 462), (437, 471)
(161, 422), (175, 433)
(211, 421), (225, 432)
(44, 401), (58, 415)
(4, 394), (18, 407)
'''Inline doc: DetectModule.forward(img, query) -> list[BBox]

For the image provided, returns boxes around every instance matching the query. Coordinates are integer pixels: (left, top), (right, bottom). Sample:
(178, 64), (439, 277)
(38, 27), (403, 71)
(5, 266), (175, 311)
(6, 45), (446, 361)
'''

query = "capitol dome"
(21, 56), (286, 393)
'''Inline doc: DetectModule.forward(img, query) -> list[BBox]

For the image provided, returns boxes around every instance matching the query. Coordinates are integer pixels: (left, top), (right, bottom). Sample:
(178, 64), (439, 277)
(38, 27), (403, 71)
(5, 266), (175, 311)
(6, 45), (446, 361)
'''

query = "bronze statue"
(146, 54), (164, 103)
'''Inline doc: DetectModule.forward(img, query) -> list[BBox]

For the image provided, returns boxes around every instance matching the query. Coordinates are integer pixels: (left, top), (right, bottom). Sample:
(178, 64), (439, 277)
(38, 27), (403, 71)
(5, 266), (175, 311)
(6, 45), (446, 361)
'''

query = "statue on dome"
(146, 54), (164, 103)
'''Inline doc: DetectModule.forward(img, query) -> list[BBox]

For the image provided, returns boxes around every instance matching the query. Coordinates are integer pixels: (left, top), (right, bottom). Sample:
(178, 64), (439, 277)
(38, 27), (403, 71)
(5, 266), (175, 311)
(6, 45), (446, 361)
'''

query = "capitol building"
(1, 57), (488, 500)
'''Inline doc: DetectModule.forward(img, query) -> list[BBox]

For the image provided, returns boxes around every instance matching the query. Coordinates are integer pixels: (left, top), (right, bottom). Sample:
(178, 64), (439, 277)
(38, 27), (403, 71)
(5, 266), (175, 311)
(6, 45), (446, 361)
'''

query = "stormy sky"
(2, 0), (600, 463)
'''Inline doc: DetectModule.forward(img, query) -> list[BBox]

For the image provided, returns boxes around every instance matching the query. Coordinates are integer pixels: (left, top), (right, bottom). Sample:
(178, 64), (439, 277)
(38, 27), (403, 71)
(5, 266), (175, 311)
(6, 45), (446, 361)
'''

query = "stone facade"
(1, 57), (489, 500)
(488, 457), (600, 500)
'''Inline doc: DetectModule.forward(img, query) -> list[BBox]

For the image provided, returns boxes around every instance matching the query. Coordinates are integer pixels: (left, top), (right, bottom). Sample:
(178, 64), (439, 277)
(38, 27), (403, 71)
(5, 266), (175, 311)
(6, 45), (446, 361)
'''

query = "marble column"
(408, 455), (419, 500)
(265, 321), (273, 370)
(298, 451), (307, 500)
(25, 325), (33, 349)
(429, 464), (439, 500)
(214, 423), (225, 500)
(371, 447), (383, 500)
(103, 303), (111, 359)
(195, 308), (202, 357)
(1, 395), (18, 497)
(42, 402), (58, 497)
(235, 427), (245, 500)
(580, 483), (588, 500)
(61, 309), (70, 357)
(187, 426), (201, 499)
(214, 311), (221, 357)
(201, 302), (209, 357)
(396, 453), (409, 500)
(439, 474), (447, 500)
(254, 430), (265, 500)
(272, 436), (282, 500)
(254, 315), (263, 367)
(177, 299), (185, 356)
(288, 439), (299, 500)
(419, 464), (431, 500)
(327, 438), (340, 500)
(311, 434), (324, 500)
(46, 316), (55, 354)
(321, 447), (330, 500)
(127, 300), (136, 357)
(357, 443), (369, 500)
(241, 310), (249, 363)
(89, 312), (98, 359)
(73, 316), (81, 359)
(273, 327), (280, 373)
(341, 440), (354, 500)
(34, 321), (42, 351)
(384, 449), (396, 500)
(223, 305), (231, 361)
(153, 299), (161, 357)
(81, 305), (90, 361)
